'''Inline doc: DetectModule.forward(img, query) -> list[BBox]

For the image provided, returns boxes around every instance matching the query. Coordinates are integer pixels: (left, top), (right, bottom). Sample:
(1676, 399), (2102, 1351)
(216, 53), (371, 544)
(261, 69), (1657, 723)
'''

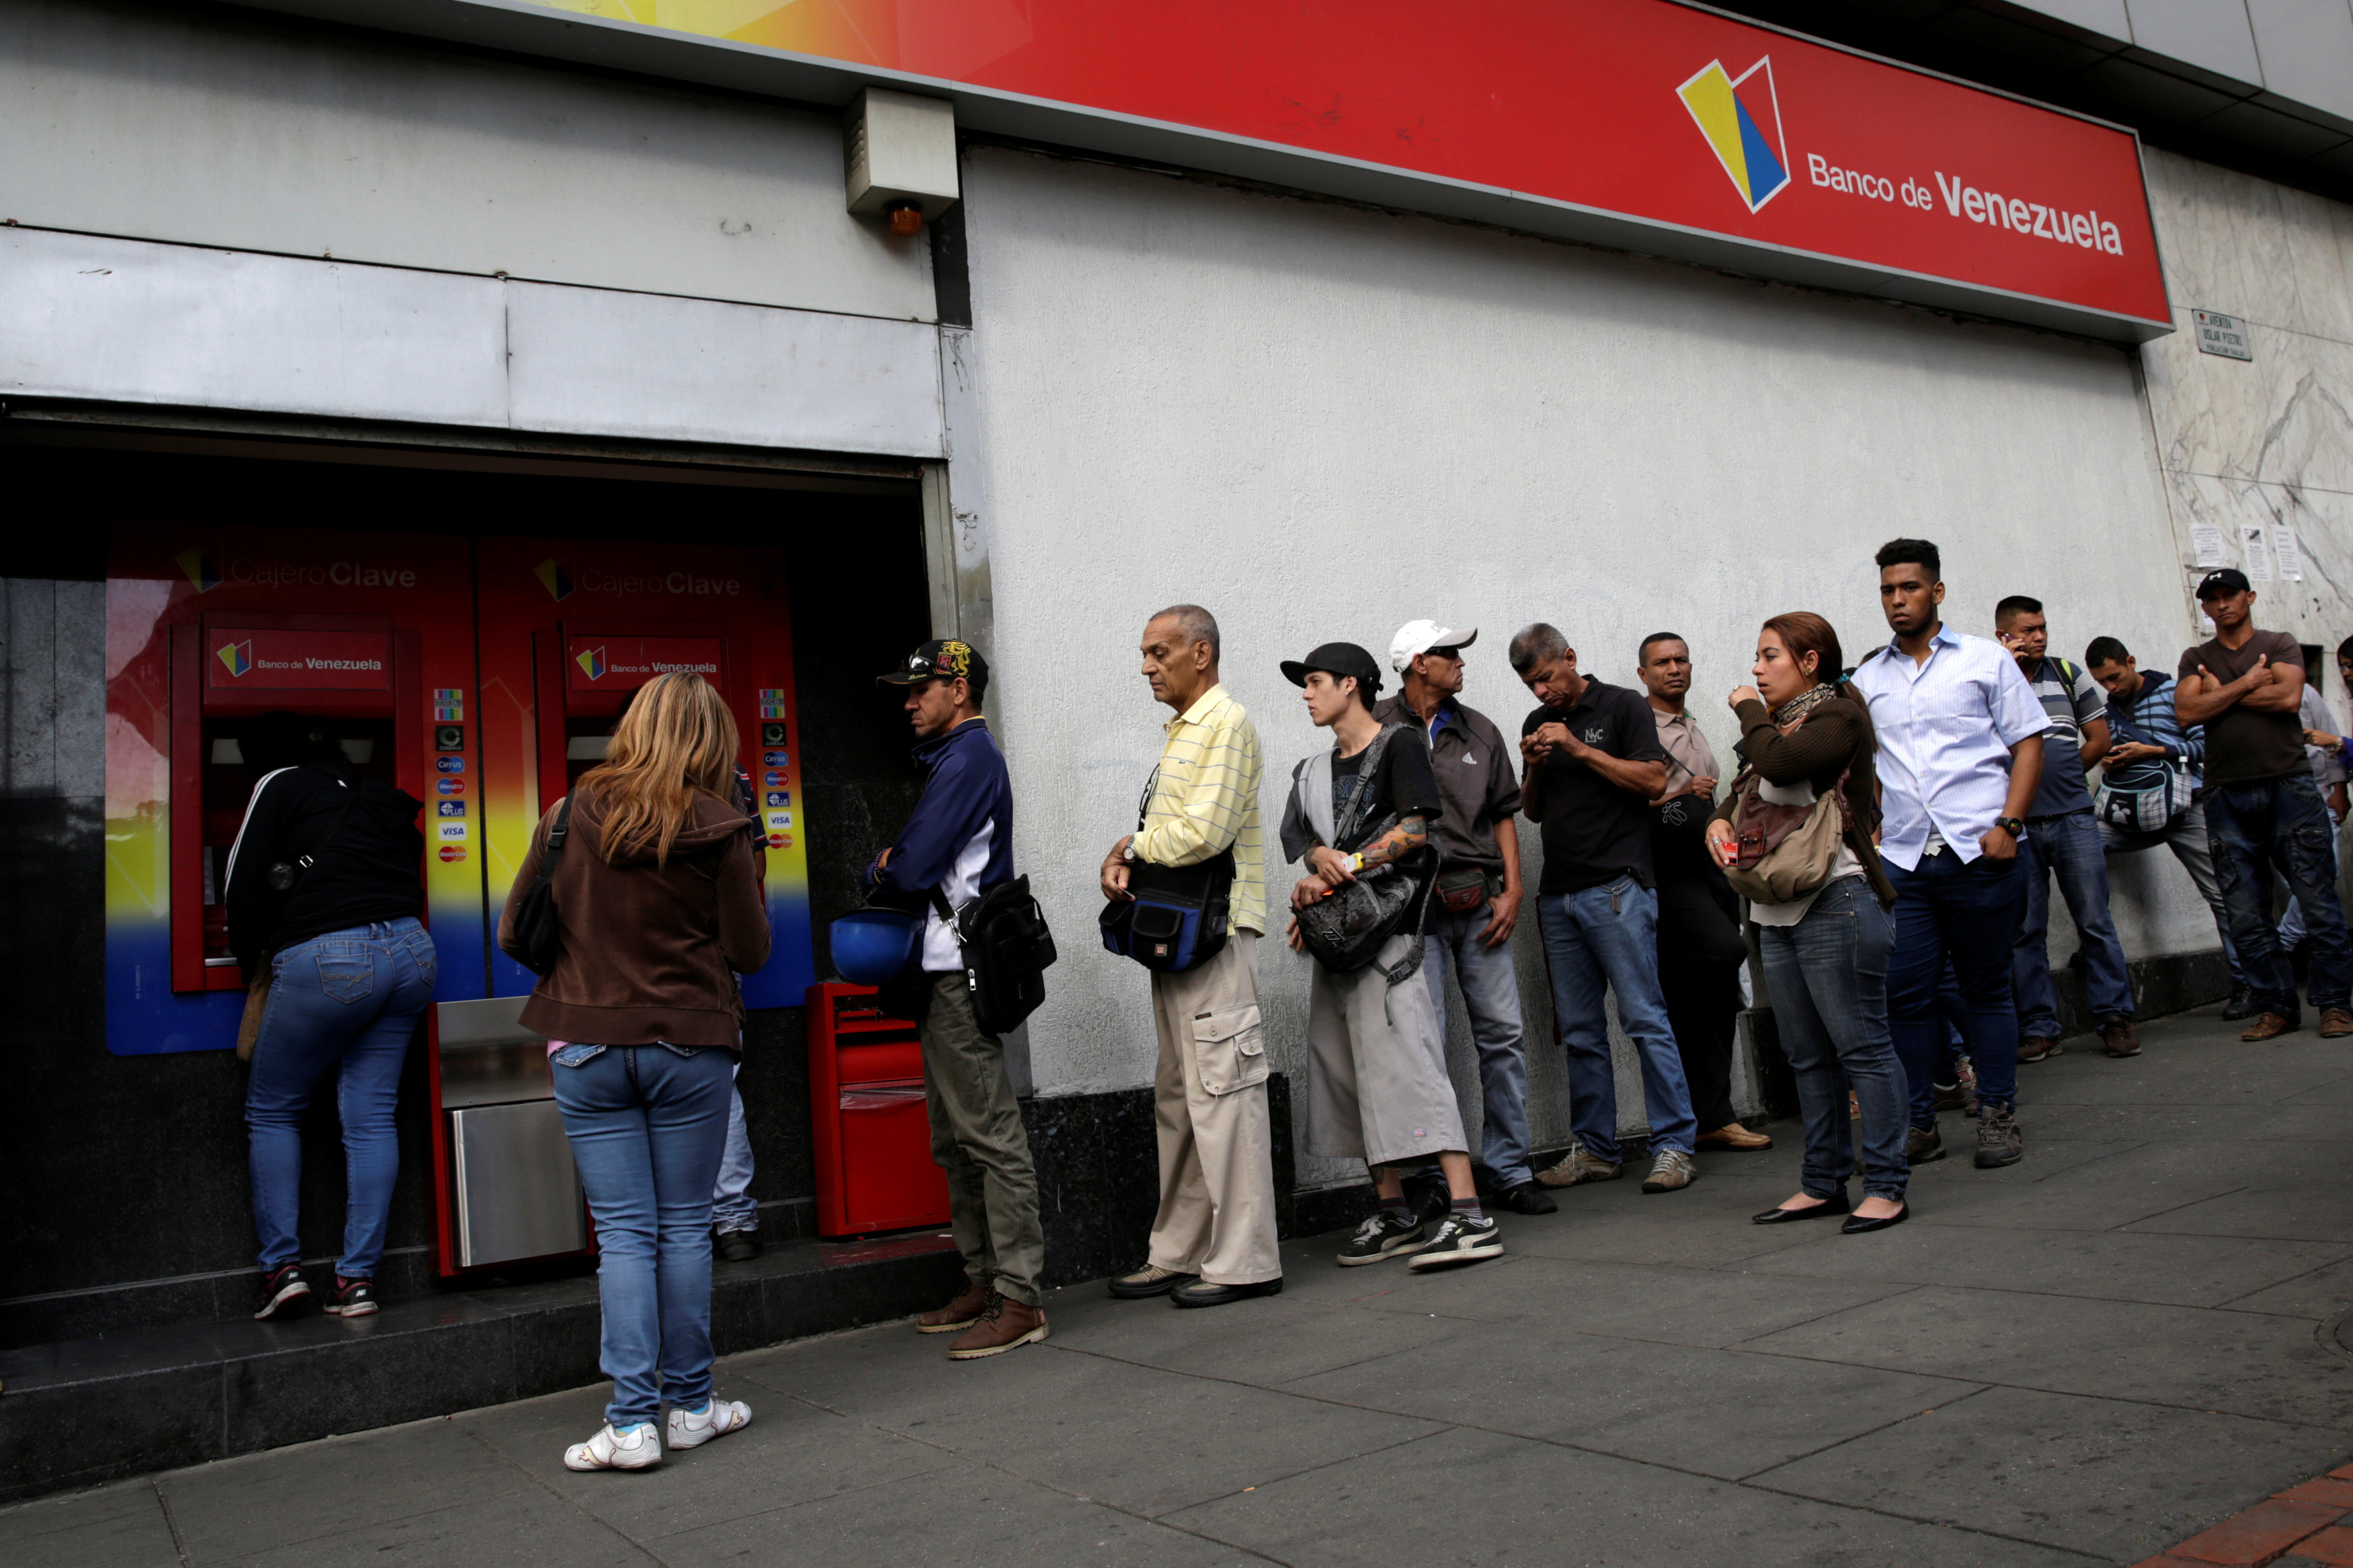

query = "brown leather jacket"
(498, 784), (770, 1047)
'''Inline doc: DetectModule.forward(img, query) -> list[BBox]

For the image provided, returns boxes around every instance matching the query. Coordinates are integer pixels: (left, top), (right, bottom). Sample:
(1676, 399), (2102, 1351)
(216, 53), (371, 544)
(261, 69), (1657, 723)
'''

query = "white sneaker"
(563, 1421), (662, 1471)
(666, 1397), (752, 1451)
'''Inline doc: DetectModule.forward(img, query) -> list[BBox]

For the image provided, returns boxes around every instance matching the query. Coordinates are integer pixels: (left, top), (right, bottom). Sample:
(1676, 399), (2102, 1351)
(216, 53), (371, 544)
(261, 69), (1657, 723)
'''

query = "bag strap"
(288, 769), (360, 882)
(928, 884), (966, 948)
(545, 794), (574, 856)
(1333, 724), (1403, 848)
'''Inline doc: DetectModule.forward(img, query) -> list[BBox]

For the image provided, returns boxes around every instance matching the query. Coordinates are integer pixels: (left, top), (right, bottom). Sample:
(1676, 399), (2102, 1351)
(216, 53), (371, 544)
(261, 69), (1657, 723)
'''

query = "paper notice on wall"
(2276, 526), (2305, 580)
(2189, 522), (2227, 569)
(2242, 524), (2275, 582)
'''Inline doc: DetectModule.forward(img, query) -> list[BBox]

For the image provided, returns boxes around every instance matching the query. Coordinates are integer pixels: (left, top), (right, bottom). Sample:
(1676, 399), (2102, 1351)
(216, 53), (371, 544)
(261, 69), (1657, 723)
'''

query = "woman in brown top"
(499, 672), (769, 1471)
(1704, 614), (1911, 1234)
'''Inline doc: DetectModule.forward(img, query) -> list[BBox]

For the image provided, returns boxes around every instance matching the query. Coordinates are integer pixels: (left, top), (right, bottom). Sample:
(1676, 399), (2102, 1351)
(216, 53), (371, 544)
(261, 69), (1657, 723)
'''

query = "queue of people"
(222, 539), (2353, 1475)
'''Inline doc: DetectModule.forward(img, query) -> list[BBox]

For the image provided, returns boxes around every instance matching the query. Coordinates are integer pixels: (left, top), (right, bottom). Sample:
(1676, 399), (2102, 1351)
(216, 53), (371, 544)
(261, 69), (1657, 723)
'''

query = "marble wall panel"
(2143, 321), (2353, 494)
(2160, 470), (2353, 679)
(2278, 185), (2353, 345)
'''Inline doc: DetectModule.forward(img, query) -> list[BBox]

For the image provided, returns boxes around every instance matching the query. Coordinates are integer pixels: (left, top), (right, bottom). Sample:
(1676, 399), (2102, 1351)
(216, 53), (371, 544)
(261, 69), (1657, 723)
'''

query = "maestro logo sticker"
(215, 639), (253, 678)
(1677, 56), (1790, 214)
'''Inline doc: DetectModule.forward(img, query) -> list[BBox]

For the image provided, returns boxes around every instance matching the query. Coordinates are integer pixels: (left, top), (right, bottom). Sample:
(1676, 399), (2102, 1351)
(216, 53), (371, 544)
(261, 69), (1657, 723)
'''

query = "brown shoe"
(946, 1292), (1048, 1360)
(2242, 1012), (2297, 1042)
(2098, 1016), (2142, 1058)
(915, 1282), (992, 1335)
(2017, 1036), (2063, 1063)
(1696, 1122), (1774, 1151)
(2322, 1007), (2353, 1040)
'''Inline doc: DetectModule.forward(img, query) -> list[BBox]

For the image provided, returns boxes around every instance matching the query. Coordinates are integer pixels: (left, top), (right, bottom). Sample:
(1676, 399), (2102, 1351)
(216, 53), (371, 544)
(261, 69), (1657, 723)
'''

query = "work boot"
(2321, 1007), (2353, 1040)
(916, 1282), (993, 1333)
(1641, 1149), (1698, 1193)
(1906, 1124), (1946, 1164)
(2098, 1016), (2142, 1058)
(1696, 1122), (1773, 1151)
(2242, 1012), (2297, 1042)
(2223, 985), (2259, 1021)
(1975, 1107), (2023, 1169)
(946, 1292), (1048, 1360)
(1536, 1145), (1621, 1188)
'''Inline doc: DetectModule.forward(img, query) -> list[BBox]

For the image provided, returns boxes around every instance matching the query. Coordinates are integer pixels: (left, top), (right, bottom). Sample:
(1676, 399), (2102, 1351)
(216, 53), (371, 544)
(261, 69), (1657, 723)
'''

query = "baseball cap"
(1390, 619), (1478, 673)
(2194, 568), (2252, 600)
(877, 638), (987, 688)
(1281, 642), (1384, 696)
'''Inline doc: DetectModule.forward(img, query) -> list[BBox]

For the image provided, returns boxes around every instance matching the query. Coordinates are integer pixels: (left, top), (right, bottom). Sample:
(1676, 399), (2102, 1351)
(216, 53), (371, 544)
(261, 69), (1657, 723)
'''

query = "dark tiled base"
(0, 1233), (961, 1504)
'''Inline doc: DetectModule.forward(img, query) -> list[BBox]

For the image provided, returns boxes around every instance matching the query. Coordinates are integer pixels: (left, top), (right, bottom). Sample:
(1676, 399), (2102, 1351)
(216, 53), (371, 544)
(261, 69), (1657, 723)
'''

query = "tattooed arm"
(1294, 815), (1429, 909)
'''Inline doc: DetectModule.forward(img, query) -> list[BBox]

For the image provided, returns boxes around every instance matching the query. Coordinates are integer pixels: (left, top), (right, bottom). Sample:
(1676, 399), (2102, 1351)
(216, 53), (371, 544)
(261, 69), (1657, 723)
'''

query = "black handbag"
(1293, 726), (1435, 979)
(932, 875), (1057, 1036)
(507, 796), (573, 977)
(1100, 768), (1236, 973)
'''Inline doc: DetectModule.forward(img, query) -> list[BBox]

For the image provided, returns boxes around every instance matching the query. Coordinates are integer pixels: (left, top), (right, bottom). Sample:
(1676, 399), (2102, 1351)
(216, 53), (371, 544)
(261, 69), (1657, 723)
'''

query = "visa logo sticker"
(766, 811), (792, 829)
(437, 800), (466, 817)
(438, 822), (467, 840)
(436, 756), (465, 774)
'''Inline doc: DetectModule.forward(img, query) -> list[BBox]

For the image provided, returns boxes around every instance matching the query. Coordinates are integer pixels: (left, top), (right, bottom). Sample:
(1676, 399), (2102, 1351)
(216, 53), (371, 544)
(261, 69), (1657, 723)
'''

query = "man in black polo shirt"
(1511, 622), (1700, 1195)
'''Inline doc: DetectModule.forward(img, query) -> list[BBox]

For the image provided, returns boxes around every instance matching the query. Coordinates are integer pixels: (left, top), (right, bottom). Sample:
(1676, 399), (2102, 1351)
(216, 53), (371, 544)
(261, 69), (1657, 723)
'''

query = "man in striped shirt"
(1101, 605), (1281, 1309)
(2085, 636), (2250, 1018)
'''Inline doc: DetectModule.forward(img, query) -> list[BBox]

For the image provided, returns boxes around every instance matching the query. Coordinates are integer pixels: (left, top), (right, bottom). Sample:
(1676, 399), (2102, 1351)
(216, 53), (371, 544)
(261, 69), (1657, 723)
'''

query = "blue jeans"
(245, 918), (436, 1278)
(711, 1074), (758, 1232)
(2013, 810), (2135, 1036)
(1424, 898), (1533, 1186)
(1886, 850), (2025, 1123)
(2206, 773), (2353, 1019)
(1757, 878), (1909, 1201)
(553, 1043), (735, 1430)
(1537, 880), (1698, 1161)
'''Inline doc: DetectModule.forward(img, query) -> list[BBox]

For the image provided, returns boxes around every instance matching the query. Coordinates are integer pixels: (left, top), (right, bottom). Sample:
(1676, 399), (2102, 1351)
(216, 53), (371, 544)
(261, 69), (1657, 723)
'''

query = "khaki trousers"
(1146, 935), (1281, 1286)
(919, 973), (1045, 1306)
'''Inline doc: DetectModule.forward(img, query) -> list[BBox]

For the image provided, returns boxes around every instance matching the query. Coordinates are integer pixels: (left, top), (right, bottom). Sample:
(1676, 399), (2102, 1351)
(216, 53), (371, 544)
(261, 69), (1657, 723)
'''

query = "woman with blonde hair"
(500, 671), (770, 1471)
(1706, 614), (1910, 1234)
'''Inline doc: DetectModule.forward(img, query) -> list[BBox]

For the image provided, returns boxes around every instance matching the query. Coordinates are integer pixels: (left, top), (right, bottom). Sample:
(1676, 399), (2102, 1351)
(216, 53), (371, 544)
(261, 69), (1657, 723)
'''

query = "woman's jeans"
(553, 1043), (734, 1430)
(245, 917), (438, 1278)
(1757, 878), (1910, 1202)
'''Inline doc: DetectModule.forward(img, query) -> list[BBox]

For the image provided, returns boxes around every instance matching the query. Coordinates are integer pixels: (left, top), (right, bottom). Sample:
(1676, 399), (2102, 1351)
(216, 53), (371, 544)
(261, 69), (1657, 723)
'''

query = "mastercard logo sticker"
(439, 844), (467, 862)
(767, 832), (794, 848)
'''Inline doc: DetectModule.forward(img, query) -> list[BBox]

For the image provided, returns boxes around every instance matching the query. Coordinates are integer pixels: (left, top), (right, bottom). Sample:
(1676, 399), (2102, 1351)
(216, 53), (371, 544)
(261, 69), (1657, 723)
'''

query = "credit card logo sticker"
(436, 756), (465, 774)
(1678, 56), (1789, 214)
(764, 751), (789, 768)
(438, 822), (467, 840)
(436, 779), (465, 796)
(438, 800), (466, 817)
(765, 791), (789, 807)
(440, 844), (467, 862)
(434, 688), (465, 722)
(764, 771), (787, 787)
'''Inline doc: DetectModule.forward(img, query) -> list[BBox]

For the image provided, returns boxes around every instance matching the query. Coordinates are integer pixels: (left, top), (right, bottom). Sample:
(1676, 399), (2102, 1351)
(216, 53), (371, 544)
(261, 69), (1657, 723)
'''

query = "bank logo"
(575, 646), (607, 682)
(178, 546), (222, 593)
(535, 557), (575, 602)
(215, 640), (253, 678)
(1678, 56), (1790, 214)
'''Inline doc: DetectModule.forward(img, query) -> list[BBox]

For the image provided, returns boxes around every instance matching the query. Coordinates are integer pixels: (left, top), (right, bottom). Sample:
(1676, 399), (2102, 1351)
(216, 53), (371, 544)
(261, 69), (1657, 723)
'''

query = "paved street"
(11, 1002), (2353, 1567)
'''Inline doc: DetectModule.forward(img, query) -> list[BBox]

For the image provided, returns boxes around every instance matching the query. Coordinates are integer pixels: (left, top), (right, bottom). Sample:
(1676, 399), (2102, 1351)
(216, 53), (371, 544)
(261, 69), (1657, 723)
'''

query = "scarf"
(1771, 679), (1845, 729)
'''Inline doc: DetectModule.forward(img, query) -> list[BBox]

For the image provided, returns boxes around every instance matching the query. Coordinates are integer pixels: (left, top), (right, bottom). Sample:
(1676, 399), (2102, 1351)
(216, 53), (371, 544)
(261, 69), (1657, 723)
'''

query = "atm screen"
(198, 716), (397, 968)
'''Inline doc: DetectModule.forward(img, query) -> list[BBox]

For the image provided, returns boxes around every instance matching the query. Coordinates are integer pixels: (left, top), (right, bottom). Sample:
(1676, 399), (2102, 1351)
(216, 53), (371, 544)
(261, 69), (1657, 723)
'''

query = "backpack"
(932, 876), (1056, 1036)
(508, 796), (574, 977)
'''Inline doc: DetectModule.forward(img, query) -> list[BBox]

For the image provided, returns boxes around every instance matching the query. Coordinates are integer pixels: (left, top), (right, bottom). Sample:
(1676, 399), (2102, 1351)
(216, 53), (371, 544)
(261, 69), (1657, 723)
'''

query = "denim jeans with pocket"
(553, 1042), (735, 1430)
(2206, 772), (2353, 1020)
(245, 917), (437, 1278)
(2013, 809), (2135, 1037)
(1536, 878), (1698, 1161)
(1423, 898), (1533, 1186)
(1886, 849), (2025, 1122)
(1757, 878), (1909, 1201)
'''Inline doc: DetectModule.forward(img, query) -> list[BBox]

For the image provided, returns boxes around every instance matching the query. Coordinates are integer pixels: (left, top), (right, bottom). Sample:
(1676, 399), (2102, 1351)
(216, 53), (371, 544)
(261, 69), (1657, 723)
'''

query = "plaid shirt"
(1133, 685), (1266, 936)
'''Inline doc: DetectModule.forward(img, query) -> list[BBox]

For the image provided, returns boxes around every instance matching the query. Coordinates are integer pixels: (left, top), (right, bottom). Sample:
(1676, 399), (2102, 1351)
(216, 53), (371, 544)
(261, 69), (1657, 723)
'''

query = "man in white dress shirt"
(1850, 539), (2048, 1170)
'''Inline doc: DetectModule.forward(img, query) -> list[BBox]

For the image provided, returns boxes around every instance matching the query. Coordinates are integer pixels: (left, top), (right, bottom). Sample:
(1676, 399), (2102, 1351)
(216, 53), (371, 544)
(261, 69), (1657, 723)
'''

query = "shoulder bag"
(507, 796), (575, 977)
(1721, 765), (1853, 905)
(239, 771), (358, 1063)
(1101, 768), (1236, 973)
(933, 876), (1057, 1036)
(1292, 725), (1436, 979)
(2091, 700), (2191, 835)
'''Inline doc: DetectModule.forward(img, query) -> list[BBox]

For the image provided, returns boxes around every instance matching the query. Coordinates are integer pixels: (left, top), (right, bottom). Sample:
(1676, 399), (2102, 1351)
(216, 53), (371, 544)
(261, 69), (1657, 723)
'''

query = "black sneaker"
(1406, 1211), (1505, 1271)
(714, 1229), (762, 1263)
(254, 1263), (312, 1321)
(323, 1276), (378, 1317)
(1401, 1173), (1451, 1229)
(1491, 1180), (1558, 1216)
(1338, 1210), (1427, 1267)
(2223, 984), (2260, 1022)
(1906, 1124), (1946, 1165)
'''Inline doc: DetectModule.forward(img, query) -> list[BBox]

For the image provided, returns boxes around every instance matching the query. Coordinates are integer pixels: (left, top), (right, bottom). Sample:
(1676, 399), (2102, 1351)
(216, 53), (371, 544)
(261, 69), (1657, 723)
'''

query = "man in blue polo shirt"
(1852, 540), (2047, 1171)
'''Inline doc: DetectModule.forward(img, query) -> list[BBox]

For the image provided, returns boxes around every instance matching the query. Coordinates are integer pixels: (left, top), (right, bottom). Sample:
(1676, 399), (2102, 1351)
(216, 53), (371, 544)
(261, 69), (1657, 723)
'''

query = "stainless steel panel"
(452, 1101), (588, 1268)
(437, 995), (554, 1109)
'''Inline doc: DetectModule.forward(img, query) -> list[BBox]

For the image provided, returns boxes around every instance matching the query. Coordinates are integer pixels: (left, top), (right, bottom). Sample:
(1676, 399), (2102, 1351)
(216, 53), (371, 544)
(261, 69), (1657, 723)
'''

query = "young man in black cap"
(864, 638), (1049, 1357)
(1279, 643), (1503, 1272)
(2177, 570), (2353, 1040)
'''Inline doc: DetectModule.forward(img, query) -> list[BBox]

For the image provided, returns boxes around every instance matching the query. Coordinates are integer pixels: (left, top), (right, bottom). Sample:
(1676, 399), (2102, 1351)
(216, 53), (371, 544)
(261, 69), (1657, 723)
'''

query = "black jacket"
(225, 763), (426, 979)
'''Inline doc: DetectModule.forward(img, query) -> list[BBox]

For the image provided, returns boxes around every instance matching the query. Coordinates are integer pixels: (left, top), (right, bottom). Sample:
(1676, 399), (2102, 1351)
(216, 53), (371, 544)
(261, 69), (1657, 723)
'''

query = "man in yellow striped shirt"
(1101, 604), (1281, 1308)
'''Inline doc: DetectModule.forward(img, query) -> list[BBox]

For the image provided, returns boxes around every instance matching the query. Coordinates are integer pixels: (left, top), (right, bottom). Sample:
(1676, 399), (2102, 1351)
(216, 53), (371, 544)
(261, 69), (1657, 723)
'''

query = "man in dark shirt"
(1509, 623), (1700, 1196)
(1281, 642), (1503, 1272)
(1372, 619), (1550, 1215)
(2176, 569), (2353, 1040)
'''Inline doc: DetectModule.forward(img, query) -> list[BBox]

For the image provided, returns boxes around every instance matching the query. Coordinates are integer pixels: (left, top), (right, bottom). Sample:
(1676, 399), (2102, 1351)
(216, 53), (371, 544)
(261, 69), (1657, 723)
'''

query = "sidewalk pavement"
(10, 1001), (2353, 1567)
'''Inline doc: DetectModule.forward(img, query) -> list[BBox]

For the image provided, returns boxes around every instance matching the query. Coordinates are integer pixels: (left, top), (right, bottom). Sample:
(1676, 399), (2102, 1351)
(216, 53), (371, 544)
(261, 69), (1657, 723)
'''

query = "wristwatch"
(1994, 817), (2025, 836)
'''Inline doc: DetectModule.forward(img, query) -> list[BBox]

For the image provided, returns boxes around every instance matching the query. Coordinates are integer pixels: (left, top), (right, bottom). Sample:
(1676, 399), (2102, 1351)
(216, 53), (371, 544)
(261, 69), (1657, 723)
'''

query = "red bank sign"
(207, 628), (391, 690)
(497, 0), (2170, 336)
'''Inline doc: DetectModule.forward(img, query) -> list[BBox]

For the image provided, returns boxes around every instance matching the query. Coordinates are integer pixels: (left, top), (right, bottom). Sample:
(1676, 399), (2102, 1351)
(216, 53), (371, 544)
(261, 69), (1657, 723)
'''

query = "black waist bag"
(934, 876), (1057, 1037)
(507, 797), (573, 977)
(1100, 848), (1233, 973)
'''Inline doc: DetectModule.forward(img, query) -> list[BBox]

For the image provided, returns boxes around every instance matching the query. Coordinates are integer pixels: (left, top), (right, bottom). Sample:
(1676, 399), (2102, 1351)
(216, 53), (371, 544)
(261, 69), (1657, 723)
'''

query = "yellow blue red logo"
(178, 546), (222, 593)
(216, 639), (252, 677)
(1677, 57), (1790, 214)
(575, 646), (606, 682)
(536, 557), (575, 601)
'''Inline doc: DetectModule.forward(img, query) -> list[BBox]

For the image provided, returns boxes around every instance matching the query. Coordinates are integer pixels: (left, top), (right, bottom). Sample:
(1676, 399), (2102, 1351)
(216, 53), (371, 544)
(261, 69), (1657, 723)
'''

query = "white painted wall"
(0, 0), (932, 322)
(961, 146), (2223, 1167)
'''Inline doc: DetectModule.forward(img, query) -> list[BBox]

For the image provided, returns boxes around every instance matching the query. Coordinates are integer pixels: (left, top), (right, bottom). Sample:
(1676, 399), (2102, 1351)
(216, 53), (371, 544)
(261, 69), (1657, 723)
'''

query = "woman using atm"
(227, 711), (432, 1321)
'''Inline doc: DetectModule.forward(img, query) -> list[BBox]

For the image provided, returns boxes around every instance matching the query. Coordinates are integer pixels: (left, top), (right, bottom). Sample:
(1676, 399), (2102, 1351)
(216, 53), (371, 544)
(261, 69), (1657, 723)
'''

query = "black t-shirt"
(1521, 678), (1667, 894)
(1330, 730), (1443, 854)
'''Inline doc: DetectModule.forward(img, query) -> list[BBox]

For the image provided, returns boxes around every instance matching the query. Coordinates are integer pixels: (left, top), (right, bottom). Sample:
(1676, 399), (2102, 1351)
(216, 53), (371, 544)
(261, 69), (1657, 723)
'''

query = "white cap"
(1390, 620), (1478, 673)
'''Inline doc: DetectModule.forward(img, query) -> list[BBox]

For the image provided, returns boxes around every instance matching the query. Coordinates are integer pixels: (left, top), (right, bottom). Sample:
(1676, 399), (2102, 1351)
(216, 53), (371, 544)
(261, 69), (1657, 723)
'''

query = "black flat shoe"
(1752, 1194), (1850, 1225)
(1170, 1277), (1283, 1309)
(1841, 1203), (1909, 1235)
(1492, 1180), (1558, 1216)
